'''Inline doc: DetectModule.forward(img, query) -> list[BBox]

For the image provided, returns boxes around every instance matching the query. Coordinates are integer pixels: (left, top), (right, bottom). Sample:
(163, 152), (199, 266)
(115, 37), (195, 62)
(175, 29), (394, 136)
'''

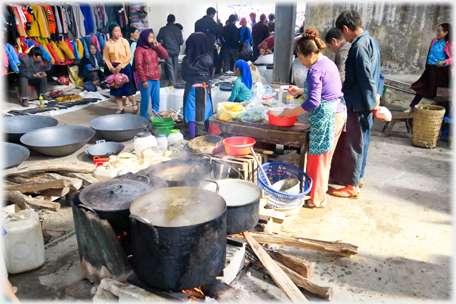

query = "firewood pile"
(230, 194), (359, 302)
(3, 161), (98, 213)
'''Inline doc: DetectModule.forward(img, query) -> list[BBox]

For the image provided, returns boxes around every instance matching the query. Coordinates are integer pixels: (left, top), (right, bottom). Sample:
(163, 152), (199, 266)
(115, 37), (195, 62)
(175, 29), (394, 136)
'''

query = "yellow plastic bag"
(215, 102), (245, 121)
(67, 65), (84, 89)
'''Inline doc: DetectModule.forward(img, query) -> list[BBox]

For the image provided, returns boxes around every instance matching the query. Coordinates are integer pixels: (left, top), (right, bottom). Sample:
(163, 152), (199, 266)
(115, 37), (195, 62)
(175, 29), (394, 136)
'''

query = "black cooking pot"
(78, 179), (153, 236)
(140, 159), (213, 187)
(129, 180), (227, 290)
(201, 179), (261, 234)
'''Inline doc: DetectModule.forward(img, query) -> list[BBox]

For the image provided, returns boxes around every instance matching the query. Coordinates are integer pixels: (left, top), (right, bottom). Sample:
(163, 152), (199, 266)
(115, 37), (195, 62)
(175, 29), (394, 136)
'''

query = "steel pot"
(201, 179), (261, 234)
(129, 180), (227, 290)
(77, 178), (153, 236)
(142, 159), (213, 187)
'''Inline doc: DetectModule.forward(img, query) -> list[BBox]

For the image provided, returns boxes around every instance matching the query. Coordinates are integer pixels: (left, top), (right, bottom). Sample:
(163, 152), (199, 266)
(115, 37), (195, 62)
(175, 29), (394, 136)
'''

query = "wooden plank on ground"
(6, 191), (60, 211)
(269, 251), (314, 280)
(4, 180), (70, 193)
(244, 231), (308, 302)
(4, 161), (96, 176)
(249, 233), (358, 258)
(277, 263), (333, 301)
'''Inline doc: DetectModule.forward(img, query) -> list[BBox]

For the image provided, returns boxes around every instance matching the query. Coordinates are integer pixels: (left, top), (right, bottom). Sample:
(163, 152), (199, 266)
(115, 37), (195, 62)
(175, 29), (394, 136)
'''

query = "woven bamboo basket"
(411, 105), (445, 148)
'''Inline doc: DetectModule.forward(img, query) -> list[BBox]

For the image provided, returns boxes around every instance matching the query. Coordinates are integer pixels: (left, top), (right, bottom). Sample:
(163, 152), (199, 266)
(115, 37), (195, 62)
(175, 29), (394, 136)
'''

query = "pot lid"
(79, 179), (153, 211)
(136, 131), (152, 138)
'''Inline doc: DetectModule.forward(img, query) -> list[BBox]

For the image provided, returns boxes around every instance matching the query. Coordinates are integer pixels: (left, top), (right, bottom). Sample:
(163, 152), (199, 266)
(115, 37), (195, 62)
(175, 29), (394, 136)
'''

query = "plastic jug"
(2, 210), (45, 274)
(157, 134), (168, 148)
(167, 129), (184, 144)
(169, 84), (185, 112)
(134, 131), (157, 155)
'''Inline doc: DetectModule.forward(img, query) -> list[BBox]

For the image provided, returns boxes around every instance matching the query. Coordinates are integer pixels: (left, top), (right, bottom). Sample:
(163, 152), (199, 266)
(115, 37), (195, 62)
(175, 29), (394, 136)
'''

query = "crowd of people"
(11, 6), (452, 208)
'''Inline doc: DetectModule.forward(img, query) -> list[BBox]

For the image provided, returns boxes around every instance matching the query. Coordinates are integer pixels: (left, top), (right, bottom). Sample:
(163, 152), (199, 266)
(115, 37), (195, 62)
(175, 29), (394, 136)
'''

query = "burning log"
(268, 251), (314, 280)
(4, 161), (96, 176)
(249, 232), (358, 258)
(244, 232), (308, 302)
(6, 191), (60, 211)
(201, 279), (260, 302)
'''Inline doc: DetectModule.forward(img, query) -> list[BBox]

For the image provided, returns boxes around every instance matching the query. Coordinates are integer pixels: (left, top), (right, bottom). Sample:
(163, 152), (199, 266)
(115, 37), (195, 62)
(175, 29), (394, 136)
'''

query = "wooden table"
(209, 116), (310, 170)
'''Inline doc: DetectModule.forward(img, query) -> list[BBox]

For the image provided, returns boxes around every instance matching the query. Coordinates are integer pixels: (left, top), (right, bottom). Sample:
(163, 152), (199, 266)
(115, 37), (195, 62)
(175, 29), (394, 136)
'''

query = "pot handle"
(135, 174), (151, 184)
(77, 204), (99, 218)
(96, 140), (106, 144)
(129, 214), (159, 243)
(199, 178), (220, 194)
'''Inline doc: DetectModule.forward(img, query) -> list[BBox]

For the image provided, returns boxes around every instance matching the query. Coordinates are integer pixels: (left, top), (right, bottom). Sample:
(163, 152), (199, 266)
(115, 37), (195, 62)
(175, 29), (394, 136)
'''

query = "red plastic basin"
(222, 137), (256, 156)
(267, 111), (298, 127)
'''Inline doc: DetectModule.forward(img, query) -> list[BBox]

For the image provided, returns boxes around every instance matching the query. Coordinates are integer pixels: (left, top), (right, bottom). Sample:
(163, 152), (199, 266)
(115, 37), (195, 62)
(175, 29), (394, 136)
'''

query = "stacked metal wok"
(3, 114), (151, 168)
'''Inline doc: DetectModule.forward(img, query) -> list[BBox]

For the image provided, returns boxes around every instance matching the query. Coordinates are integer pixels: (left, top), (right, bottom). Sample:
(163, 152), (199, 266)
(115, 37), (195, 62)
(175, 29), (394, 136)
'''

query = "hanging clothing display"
(3, 2), (145, 68)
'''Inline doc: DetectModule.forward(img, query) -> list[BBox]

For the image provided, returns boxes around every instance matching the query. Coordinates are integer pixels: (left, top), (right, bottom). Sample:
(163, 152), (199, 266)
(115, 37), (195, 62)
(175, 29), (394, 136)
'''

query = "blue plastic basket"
(258, 162), (313, 208)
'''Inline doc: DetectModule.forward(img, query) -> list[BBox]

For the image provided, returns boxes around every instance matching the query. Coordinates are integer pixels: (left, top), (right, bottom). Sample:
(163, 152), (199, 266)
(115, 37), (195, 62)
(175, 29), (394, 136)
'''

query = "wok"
(20, 125), (96, 157)
(4, 142), (30, 169)
(4, 115), (58, 143)
(90, 114), (150, 142)
(142, 159), (213, 187)
(86, 140), (124, 158)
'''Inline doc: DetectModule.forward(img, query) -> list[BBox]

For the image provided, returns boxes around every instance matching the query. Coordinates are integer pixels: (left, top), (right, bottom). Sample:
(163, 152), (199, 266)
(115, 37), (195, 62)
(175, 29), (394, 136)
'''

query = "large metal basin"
(4, 142), (30, 169)
(20, 126), (96, 157)
(90, 114), (150, 142)
(4, 115), (58, 143)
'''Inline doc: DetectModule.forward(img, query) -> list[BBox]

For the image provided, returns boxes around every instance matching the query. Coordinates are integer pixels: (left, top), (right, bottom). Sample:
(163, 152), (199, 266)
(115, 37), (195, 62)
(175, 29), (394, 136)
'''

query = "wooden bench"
(382, 111), (413, 136)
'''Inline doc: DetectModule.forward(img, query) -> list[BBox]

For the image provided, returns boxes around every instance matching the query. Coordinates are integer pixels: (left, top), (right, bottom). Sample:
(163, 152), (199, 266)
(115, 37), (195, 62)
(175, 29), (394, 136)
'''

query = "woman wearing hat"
(103, 22), (138, 114)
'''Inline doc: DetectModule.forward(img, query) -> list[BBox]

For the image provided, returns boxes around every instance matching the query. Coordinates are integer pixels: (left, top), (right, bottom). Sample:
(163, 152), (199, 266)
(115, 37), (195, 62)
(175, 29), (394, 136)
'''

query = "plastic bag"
(106, 73), (129, 88)
(275, 150), (300, 167)
(215, 101), (245, 122)
(240, 98), (267, 122)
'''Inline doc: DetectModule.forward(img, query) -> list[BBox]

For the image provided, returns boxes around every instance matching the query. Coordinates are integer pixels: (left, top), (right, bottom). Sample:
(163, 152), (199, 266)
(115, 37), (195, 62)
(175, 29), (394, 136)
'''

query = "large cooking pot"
(202, 179), (261, 234)
(77, 179), (153, 236)
(143, 159), (213, 187)
(129, 180), (227, 290)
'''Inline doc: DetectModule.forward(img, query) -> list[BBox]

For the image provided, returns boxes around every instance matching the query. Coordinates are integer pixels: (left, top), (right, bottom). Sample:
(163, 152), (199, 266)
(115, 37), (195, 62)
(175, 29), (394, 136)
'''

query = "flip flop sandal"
(329, 187), (360, 199)
(359, 179), (364, 188)
(132, 103), (138, 115)
(306, 199), (327, 208)
(115, 109), (125, 114)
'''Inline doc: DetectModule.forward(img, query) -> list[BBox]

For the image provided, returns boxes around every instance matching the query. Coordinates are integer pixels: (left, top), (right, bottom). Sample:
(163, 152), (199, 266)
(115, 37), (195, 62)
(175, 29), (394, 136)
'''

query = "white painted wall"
(146, 3), (216, 54)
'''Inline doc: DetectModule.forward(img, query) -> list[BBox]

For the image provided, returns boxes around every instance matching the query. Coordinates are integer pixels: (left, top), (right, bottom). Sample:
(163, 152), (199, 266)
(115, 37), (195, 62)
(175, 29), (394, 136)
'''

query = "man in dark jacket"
(267, 13), (275, 33)
(19, 47), (47, 107)
(157, 14), (184, 87)
(325, 28), (351, 84)
(252, 14), (269, 61)
(195, 7), (223, 70)
(329, 10), (385, 198)
(222, 15), (239, 72)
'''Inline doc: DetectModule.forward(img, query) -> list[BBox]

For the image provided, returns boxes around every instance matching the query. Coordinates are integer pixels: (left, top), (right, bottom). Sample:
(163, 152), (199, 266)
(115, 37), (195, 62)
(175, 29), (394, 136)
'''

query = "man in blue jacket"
(329, 10), (384, 198)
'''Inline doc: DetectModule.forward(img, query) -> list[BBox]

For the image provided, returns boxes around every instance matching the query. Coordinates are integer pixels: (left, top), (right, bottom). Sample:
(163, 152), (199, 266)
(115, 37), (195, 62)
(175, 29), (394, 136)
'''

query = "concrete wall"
(304, 3), (453, 75)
